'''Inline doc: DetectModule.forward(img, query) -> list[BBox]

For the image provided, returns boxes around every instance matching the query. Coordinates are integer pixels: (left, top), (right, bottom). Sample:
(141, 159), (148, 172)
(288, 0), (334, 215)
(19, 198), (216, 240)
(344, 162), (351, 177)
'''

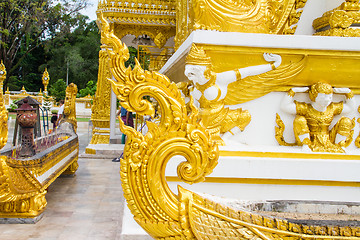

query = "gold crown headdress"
(185, 45), (212, 66)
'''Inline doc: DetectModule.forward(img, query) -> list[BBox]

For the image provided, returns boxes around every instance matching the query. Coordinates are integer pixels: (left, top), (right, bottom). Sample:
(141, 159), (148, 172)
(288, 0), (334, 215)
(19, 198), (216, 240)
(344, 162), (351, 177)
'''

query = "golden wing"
(224, 57), (306, 105)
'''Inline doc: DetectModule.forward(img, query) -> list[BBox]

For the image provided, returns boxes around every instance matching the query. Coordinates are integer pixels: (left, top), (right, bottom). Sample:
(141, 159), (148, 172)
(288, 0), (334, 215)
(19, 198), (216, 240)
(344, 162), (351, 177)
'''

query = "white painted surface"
(35, 149), (78, 184)
(160, 30), (360, 75)
(121, 204), (150, 236)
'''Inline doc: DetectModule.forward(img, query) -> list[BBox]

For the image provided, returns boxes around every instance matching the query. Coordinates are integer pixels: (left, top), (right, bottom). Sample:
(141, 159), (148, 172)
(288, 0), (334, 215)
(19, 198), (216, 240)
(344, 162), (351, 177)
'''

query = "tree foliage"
(49, 79), (66, 102)
(46, 19), (100, 90)
(77, 80), (96, 97)
(0, 0), (88, 88)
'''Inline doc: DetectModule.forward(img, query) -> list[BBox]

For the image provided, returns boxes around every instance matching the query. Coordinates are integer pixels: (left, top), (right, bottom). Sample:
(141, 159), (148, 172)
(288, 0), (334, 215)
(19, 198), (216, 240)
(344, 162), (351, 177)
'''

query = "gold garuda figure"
(277, 82), (355, 153)
(184, 45), (304, 145)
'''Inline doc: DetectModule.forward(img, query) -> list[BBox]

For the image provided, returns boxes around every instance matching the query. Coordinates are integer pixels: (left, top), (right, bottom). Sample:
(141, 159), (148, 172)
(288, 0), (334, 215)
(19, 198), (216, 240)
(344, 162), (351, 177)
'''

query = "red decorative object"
(16, 98), (37, 157)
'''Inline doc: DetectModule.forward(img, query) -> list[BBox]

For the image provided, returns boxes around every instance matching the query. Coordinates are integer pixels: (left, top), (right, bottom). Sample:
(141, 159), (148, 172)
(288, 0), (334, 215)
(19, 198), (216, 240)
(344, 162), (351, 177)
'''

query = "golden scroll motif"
(99, 13), (219, 239)
(277, 82), (355, 153)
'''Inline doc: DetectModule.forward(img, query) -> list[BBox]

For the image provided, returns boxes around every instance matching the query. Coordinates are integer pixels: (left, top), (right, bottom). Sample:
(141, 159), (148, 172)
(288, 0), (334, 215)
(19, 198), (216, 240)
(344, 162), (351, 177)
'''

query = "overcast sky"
(80, 0), (98, 21)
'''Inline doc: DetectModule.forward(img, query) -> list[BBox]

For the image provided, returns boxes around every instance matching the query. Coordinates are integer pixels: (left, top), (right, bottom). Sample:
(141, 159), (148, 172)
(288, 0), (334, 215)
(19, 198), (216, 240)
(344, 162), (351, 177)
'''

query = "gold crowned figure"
(184, 45), (284, 145)
(280, 82), (355, 153)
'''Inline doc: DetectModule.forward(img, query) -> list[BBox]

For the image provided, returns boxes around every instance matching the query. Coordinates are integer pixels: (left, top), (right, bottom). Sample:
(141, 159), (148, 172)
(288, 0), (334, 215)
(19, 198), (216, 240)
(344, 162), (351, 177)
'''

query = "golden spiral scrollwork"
(99, 13), (219, 239)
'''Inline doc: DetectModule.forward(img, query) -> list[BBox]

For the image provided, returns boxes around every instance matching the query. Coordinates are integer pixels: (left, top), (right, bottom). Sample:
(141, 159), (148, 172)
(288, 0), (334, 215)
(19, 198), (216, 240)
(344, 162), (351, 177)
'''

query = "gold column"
(86, 49), (112, 153)
(0, 60), (8, 150)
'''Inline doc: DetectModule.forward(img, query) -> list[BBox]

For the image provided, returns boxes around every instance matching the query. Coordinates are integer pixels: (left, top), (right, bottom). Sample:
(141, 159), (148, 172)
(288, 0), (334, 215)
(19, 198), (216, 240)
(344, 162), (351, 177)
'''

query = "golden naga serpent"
(99, 10), (360, 240)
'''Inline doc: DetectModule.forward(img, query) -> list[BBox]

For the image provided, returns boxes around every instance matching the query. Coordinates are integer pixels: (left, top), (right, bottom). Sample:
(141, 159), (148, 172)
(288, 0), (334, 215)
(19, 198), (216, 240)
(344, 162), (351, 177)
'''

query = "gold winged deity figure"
(184, 45), (305, 145)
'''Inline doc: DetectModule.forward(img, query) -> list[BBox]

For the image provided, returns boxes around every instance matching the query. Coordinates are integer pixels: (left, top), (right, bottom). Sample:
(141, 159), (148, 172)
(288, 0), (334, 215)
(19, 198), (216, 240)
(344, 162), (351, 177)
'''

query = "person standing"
(56, 99), (64, 126)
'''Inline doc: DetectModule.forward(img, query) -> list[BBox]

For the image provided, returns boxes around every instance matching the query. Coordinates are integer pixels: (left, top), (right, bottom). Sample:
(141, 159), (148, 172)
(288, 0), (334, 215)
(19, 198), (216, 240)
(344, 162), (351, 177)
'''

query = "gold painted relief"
(175, 0), (308, 47)
(276, 82), (355, 153)
(313, 0), (360, 37)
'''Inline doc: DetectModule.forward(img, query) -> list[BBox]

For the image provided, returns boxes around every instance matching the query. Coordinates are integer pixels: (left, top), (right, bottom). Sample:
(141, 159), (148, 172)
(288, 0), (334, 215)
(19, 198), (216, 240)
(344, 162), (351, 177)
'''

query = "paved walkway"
(0, 120), (147, 240)
(0, 157), (125, 240)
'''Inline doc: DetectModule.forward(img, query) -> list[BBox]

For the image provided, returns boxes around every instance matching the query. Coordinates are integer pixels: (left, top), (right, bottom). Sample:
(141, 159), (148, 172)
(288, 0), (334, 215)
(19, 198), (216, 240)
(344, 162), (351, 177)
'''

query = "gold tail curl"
(98, 13), (219, 239)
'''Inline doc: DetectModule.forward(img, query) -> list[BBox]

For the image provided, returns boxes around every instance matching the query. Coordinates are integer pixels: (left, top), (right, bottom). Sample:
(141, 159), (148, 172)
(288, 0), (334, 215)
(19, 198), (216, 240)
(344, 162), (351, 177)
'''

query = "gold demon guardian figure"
(277, 82), (355, 153)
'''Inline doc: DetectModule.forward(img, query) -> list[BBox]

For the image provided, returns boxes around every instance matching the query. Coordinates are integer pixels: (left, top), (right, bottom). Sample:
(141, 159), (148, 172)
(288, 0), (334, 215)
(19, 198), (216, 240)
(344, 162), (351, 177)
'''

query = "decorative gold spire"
(185, 44), (212, 66)
(42, 68), (50, 94)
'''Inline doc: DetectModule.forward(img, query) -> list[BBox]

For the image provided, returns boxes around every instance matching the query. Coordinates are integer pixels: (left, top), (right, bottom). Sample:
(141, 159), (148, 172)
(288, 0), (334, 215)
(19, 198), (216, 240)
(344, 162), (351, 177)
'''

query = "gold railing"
(138, 45), (174, 71)
(98, 0), (176, 17)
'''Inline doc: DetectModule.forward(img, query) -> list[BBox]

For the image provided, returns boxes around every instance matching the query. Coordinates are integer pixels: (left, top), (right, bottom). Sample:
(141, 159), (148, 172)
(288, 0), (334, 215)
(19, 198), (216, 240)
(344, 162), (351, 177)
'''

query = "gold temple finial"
(42, 68), (50, 95)
(185, 45), (212, 66)
(0, 60), (6, 80)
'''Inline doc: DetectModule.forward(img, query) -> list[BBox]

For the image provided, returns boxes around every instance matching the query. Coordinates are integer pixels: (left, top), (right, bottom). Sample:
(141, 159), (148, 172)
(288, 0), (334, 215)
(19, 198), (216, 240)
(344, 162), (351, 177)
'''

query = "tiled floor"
(0, 157), (126, 240)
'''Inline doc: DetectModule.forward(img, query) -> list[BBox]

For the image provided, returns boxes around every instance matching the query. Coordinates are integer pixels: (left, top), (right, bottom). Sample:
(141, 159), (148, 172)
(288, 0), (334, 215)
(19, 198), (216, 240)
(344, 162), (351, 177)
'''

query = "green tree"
(0, 0), (88, 89)
(49, 79), (66, 102)
(46, 20), (100, 89)
(77, 80), (96, 97)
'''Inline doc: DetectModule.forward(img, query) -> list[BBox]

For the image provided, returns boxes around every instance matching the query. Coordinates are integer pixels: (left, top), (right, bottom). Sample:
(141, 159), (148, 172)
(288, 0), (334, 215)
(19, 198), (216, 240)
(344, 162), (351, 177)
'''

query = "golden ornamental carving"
(184, 44), (305, 144)
(0, 135), (79, 218)
(0, 61), (8, 150)
(89, 48), (112, 145)
(99, 13), (219, 238)
(99, 12), (360, 240)
(175, 0), (308, 46)
(42, 68), (50, 94)
(277, 82), (355, 153)
(60, 83), (78, 132)
(179, 187), (360, 240)
(313, 0), (360, 36)
(355, 105), (360, 148)
(113, 24), (175, 49)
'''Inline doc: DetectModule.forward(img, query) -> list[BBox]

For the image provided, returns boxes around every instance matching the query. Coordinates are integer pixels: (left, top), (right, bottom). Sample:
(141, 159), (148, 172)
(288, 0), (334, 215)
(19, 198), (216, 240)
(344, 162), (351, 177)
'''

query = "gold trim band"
(166, 176), (360, 187)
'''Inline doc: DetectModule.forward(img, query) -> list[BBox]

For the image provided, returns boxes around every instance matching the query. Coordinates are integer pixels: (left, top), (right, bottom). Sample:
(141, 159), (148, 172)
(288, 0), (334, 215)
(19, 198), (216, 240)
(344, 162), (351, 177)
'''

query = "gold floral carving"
(313, 0), (360, 37)
(0, 61), (8, 150)
(61, 83), (78, 132)
(99, 13), (219, 238)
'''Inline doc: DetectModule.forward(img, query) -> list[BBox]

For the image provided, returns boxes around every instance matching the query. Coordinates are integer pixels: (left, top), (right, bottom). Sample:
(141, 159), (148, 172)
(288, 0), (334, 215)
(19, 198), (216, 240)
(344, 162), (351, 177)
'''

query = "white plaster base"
(121, 205), (152, 240)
